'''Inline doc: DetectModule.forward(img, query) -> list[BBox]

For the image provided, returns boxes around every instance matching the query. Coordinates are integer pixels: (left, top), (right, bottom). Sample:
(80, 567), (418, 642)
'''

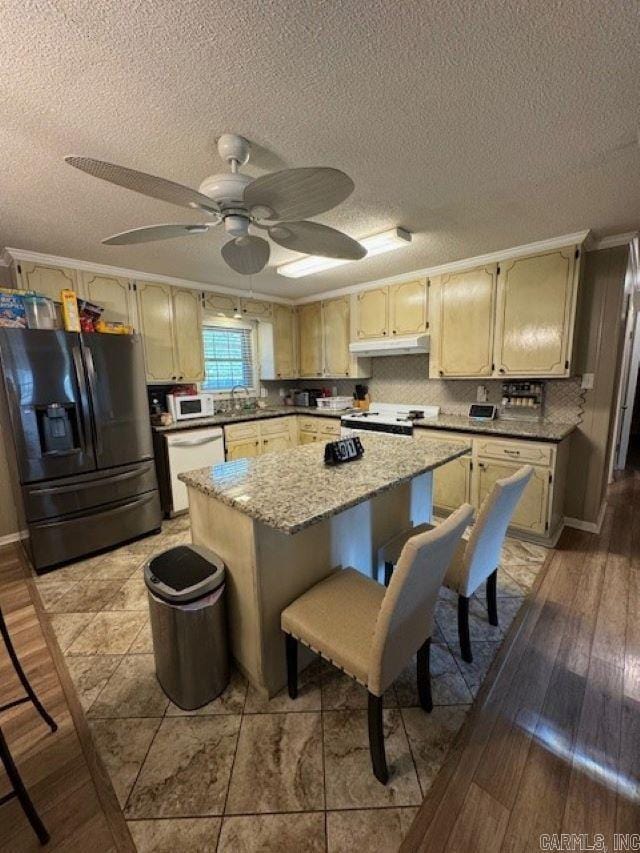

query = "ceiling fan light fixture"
(276, 227), (412, 278)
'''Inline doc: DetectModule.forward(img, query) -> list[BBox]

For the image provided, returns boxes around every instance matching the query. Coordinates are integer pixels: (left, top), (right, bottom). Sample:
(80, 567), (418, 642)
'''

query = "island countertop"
(179, 433), (470, 534)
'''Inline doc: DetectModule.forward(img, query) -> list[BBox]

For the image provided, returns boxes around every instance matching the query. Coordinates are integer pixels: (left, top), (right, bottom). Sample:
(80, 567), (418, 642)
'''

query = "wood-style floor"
(402, 466), (640, 852)
(0, 546), (134, 852)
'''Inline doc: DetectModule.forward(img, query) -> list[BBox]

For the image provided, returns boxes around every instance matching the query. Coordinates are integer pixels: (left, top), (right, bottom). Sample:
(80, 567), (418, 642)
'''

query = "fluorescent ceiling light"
(276, 227), (412, 278)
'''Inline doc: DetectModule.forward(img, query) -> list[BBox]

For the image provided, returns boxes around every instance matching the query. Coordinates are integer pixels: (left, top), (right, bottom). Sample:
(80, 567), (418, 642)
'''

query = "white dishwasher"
(166, 427), (225, 514)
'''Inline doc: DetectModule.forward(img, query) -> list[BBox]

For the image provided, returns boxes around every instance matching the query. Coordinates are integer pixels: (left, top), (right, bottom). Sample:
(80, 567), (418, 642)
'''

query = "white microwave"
(166, 393), (216, 421)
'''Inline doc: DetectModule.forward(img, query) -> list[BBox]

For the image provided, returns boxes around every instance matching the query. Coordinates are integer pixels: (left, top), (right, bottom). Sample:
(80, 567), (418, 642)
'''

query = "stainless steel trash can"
(144, 544), (229, 710)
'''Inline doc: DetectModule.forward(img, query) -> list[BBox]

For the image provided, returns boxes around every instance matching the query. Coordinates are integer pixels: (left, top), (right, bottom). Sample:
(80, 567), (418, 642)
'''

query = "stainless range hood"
(349, 333), (430, 357)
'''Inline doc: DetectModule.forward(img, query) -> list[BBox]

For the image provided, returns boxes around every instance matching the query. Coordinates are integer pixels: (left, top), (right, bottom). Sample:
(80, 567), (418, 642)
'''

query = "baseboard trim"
(564, 501), (606, 534)
(0, 530), (28, 548)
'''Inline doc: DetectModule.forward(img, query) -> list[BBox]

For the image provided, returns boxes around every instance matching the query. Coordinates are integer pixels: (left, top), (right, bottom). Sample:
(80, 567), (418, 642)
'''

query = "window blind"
(201, 324), (255, 392)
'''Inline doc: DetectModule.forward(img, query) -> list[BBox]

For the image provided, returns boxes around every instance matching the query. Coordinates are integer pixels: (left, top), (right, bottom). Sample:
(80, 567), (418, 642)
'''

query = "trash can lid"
(144, 544), (225, 604)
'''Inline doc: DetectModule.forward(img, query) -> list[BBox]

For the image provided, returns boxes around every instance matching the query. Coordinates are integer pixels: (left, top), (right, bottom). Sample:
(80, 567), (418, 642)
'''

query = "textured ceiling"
(1, 0), (639, 297)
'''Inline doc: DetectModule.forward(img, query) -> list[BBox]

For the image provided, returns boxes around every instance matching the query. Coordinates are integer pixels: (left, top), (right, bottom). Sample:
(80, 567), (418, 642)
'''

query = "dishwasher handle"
(168, 435), (223, 448)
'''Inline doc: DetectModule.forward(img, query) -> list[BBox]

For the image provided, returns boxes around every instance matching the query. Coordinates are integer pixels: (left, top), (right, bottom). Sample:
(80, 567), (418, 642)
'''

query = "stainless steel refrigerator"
(0, 329), (161, 572)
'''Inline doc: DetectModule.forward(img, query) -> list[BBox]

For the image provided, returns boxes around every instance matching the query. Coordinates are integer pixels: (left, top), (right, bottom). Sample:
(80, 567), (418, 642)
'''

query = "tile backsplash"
(262, 354), (585, 424)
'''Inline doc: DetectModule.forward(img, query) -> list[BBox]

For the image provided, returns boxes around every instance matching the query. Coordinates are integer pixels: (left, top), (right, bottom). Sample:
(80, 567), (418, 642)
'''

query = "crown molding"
(584, 231), (638, 251)
(293, 230), (591, 304)
(2, 247), (295, 304)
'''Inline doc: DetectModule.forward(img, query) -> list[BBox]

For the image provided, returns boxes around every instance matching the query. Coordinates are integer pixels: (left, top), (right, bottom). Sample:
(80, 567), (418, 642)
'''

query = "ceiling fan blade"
(102, 223), (213, 245)
(244, 167), (354, 221)
(65, 156), (219, 213)
(221, 235), (270, 275)
(268, 221), (366, 260)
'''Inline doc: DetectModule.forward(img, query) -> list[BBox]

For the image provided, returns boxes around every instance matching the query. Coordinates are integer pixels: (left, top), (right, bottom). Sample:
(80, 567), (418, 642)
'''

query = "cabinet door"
(17, 263), (78, 300)
(389, 279), (428, 335)
(261, 433), (292, 454)
(473, 460), (549, 535)
(298, 431), (319, 445)
(355, 287), (388, 338)
(431, 266), (496, 378)
(273, 303), (296, 378)
(298, 302), (323, 378)
(493, 248), (577, 377)
(80, 272), (135, 326)
(226, 438), (261, 460)
(322, 296), (350, 377)
(433, 455), (472, 514)
(136, 282), (177, 381)
(240, 298), (272, 318)
(204, 292), (240, 317)
(172, 288), (204, 381)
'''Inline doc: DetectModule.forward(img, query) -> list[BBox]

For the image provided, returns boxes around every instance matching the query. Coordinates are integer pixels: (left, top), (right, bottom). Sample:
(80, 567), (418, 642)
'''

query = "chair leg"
(367, 692), (388, 785)
(0, 609), (57, 733)
(384, 561), (394, 587)
(486, 569), (499, 627)
(0, 727), (49, 845)
(487, 569), (498, 625)
(285, 633), (298, 699)
(457, 595), (473, 663)
(416, 637), (433, 713)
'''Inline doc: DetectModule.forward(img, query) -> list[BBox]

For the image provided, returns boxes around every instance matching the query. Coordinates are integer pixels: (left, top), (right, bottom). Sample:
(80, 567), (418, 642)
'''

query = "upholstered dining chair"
(281, 502), (473, 784)
(380, 465), (533, 664)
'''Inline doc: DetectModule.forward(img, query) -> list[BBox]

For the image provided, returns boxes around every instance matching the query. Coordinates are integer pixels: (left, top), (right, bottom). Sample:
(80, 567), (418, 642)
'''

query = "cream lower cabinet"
(260, 417), (296, 455)
(137, 283), (204, 382)
(224, 417), (297, 460)
(298, 416), (341, 444)
(416, 429), (569, 543)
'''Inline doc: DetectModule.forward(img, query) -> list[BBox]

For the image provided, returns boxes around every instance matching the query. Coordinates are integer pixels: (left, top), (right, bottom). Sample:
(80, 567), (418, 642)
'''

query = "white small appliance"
(340, 403), (440, 437)
(167, 393), (216, 421)
(165, 427), (225, 514)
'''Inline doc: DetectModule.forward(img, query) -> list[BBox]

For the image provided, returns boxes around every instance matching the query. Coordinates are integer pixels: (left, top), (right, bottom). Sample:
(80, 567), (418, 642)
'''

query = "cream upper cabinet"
(240, 298), (272, 319)
(429, 265), (496, 378)
(298, 302), (323, 377)
(493, 247), (579, 377)
(355, 287), (388, 339)
(389, 278), (428, 336)
(474, 459), (550, 535)
(322, 296), (351, 377)
(79, 272), (136, 326)
(172, 288), (204, 381)
(203, 292), (240, 317)
(16, 263), (78, 300)
(272, 303), (297, 378)
(136, 282), (177, 381)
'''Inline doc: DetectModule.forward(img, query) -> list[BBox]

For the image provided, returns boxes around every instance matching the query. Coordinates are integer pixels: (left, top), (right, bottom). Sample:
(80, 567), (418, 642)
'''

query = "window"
(201, 322), (255, 393)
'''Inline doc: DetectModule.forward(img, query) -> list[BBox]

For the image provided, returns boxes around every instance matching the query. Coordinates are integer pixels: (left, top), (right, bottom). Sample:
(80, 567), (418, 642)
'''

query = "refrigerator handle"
(83, 345), (102, 457)
(71, 345), (88, 451)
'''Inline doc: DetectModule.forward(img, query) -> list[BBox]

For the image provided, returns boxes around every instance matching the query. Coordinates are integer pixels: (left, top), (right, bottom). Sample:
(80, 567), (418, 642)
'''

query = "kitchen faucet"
(230, 385), (251, 410)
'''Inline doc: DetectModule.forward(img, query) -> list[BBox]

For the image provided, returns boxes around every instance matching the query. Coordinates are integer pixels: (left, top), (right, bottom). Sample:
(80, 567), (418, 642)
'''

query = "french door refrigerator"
(0, 329), (161, 572)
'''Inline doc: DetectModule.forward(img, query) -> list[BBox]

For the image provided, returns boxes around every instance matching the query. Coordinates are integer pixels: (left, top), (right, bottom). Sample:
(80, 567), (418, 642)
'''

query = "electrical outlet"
(476, 385), (488, 402)
(581, 373), (594, 390)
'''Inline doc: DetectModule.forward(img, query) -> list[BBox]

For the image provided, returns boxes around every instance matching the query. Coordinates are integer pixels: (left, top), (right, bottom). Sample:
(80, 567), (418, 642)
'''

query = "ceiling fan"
(65, 134), (366, 275)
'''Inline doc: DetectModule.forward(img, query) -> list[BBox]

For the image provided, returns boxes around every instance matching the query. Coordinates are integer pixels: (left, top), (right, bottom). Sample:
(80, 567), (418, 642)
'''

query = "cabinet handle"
(504, 449), (520, 456)
(392, 330), (397, 335)
(499, 368), (505, 374)
(255, 441), (260, 446)
(478, 462), (486, 469)
(438, 370), (444, 377)
(382, 330), (387, 335)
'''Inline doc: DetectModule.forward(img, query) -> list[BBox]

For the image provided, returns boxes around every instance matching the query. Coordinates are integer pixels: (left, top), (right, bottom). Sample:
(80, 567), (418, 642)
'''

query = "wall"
(564, 245), (630, 524)
(0, 266), (12, 287)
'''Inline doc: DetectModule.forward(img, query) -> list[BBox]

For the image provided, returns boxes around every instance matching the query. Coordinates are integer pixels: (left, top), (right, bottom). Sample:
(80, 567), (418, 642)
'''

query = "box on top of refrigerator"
(0, 288), (27, 328)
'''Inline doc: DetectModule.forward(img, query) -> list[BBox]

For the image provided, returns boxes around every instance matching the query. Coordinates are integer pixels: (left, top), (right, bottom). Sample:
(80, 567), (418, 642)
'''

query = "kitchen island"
(180, 434), (469, 696)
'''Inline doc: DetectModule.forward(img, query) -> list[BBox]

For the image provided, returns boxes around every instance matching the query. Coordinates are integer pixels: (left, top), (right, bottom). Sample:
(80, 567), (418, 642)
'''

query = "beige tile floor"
(33, 514), (547, 853)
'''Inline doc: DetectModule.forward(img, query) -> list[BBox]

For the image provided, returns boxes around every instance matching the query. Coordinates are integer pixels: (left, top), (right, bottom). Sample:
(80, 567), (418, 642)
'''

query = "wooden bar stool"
(380, 465), (533, 663)
(0, 606), (57, 845)
(281, 503), (473, 784)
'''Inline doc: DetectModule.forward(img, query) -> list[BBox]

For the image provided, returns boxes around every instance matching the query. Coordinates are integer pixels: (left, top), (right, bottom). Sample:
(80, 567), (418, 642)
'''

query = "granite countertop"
(179, 433), (470, 534)
(414, 414), (576, 442)
(152, 405), (349, 432)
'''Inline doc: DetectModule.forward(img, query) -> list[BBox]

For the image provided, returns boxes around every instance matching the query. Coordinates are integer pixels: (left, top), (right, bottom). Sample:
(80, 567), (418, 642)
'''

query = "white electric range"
(340, 403), (440, 437)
